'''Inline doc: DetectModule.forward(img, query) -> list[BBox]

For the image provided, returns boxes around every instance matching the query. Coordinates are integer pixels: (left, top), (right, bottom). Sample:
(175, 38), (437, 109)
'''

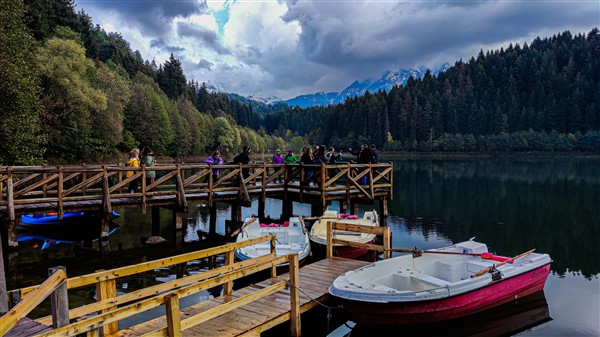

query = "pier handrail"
(326, 221), (392, 259)
(26, 252), (300, 337)
(0, 269), (67, 336)
(10, 234), (276, 300)
(0, 162), (392, 216)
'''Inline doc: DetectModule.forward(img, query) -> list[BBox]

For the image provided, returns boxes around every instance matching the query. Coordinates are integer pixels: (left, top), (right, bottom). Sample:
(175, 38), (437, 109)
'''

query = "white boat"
(309, 209), (378, 259)
(234, 216), (311, 266)
(329, 239), (552, 325)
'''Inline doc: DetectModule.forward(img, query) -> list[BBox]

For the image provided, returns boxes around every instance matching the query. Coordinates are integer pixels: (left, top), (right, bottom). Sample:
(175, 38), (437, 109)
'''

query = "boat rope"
(286, 281), (344, 333)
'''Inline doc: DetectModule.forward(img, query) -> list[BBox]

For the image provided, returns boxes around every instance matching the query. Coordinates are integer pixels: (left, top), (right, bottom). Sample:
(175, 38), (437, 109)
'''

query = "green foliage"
(38, 33), (107, 160)
(0, 0), (45, 164)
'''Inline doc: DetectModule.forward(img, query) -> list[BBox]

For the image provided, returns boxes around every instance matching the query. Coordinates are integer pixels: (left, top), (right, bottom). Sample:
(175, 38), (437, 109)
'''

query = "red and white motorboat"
(329, 239), (552, 325)
(309, 209), (378, 260)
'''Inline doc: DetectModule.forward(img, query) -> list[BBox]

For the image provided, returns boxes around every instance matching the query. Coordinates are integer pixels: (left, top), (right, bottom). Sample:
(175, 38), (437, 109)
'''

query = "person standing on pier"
(126, 148), (140, 193)
(140, 146), (155, 187)
(233, 146), (251, 179)
(205, 150), (223, 182)
(272, 149), (284, 183)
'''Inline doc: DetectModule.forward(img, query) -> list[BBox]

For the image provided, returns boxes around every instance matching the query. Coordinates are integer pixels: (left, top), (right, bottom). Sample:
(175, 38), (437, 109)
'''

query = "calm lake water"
(9, 156), (600, 336)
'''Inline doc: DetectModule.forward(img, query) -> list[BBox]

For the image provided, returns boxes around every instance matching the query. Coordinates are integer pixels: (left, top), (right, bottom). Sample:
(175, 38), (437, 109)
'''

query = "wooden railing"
(3, 234), (303, 337)
(0, 162), (393, 219)
(0, 267), (68, 335)
(326, 221), (392, 259)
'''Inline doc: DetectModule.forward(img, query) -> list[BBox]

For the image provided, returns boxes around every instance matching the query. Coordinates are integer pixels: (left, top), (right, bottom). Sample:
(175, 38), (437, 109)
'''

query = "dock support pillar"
(151, 206), (160, 236)
(0, 231), (7, 314)
(350, 201), (359, 216)
(99, 215), (111, 258)
(282, 200), (294, 221)
(340, 201), (347, 214)
(173, 211), (184, 250)
(379, 198), (388, 226)
(209, 205), (217, 237)
(258, 200), (265, 220)
(310, 204), (325, 217)
(6, 221), (17, 250)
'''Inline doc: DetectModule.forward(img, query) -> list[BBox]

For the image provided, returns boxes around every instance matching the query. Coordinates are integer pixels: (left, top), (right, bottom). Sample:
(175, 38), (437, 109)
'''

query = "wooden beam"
(0, 269), (66, 336)
(95, 271), (118, 336)
(289, 254), (301, 337)
(222, 250), (235, 295)
(48, 267), (69, 328)
(164, 294), (182, 337)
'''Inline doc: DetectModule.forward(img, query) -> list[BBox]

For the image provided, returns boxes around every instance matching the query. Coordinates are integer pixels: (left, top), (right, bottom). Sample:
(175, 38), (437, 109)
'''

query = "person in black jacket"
(348, 144), (374, 184)
(233, 146), (251, 178)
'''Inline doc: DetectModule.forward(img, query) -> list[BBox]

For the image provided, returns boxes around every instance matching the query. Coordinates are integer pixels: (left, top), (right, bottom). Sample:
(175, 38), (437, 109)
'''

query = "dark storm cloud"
(85, 0), (207, 36)
(282, 0), (599, 73)
(149, 39), (185, 53)
(176, 22), (230, 55)
(196, 59), (213, 70)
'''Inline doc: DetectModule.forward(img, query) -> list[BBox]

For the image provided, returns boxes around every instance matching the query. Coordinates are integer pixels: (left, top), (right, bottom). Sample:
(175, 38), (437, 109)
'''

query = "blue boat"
(20, 210), (120, 228)
(18, 222), (120, 250)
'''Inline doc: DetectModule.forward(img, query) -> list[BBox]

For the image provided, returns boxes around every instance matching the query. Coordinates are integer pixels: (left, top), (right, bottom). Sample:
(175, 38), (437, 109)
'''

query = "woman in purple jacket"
(272, 149), (284, 183)
(205, 150), (223, 182)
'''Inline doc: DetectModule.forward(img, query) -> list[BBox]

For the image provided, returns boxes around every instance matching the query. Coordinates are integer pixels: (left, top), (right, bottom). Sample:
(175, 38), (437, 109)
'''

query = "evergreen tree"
(0, 0), (45, 164)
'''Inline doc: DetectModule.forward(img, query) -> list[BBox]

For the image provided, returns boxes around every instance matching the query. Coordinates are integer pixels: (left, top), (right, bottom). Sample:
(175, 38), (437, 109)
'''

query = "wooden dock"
(2, 224), (392, 337)
(118, 257), (369, 337)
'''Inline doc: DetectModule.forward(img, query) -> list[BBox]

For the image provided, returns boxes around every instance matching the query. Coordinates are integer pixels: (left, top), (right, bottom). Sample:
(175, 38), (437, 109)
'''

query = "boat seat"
(411, 272), (451, 287)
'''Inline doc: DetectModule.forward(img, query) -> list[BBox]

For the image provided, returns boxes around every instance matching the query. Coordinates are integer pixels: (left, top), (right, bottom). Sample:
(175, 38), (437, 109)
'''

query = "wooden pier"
(0, 162), (393, 249)
(1, 223), (392, 337)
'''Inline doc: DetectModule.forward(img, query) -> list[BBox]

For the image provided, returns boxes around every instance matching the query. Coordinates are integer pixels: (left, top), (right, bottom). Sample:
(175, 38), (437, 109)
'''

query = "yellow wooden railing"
(0, 268), (67, 335)
(326, 221), (392, 260)
(2, 233), (305, 337)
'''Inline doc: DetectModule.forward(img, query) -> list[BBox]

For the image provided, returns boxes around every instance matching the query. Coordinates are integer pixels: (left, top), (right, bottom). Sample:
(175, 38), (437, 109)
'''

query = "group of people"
(126, 143), (379, 191)
(126, 146), (156, 193)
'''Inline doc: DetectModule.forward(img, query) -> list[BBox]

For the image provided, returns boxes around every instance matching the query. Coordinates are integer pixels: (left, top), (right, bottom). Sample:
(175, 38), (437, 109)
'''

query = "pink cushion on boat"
(481, 252), (513, 263)
(347, 215), (358, 219)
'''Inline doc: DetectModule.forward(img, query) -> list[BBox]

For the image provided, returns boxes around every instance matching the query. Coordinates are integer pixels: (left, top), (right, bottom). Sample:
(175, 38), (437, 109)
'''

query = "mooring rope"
(285, 281), (347, 333)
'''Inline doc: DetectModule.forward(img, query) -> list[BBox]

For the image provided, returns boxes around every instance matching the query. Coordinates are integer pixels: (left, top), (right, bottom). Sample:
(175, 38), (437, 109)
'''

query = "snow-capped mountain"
(246, 95), (282, 105)
(283, 64), (450, 108)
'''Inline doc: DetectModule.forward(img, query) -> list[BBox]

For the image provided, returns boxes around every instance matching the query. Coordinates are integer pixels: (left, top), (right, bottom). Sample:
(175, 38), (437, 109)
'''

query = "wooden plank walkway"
(117, 257), (369, 337)
(4, 317), (51, 337)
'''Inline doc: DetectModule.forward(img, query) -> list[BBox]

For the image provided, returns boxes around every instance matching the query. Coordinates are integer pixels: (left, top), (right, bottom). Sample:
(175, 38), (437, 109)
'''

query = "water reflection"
(390, 157), (600, 277)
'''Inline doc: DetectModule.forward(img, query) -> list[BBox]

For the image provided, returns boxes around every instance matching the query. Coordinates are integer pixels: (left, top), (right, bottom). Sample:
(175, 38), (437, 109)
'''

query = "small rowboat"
(329, 239), (552, 325)
(309, 209), (378, 260)
(20, 210), (120, 228)
(234, 216), (311, 266)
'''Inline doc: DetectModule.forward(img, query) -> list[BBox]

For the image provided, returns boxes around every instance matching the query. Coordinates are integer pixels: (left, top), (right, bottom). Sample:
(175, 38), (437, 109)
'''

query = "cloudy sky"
(76, 0), (599, 100)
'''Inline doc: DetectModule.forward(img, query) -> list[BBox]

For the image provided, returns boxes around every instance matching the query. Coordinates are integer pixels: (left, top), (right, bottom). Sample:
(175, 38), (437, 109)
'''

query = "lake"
(8, 156), (600, 336)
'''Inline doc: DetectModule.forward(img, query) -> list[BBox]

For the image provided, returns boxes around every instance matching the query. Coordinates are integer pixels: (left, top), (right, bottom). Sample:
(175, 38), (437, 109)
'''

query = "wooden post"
(49, 266), (69, 328)
(95, 270), (118, 336)
(231, 202), (242, 223)
(379, 197), (388, 217)
(141, 165), (147, 215)
(351, 201), (359, 216)
(0, 232), (7, 314)
(383, 227), (391, 259)
(57, 166), (64, 219)
(165, 294), (182, 337)
(270, 235), (277, 278)
(176, 164), (187, 208)
(152, 206), (160, 236)
(340, 201), (347, 214)
(223, 250), (235, 295)
(173, 211), (183, 231)
(326, 221), (334, 259)
(6, 169), (17, 249)
(289, 254), (301, 337)
(209, 205), (217, 238)
(258, 200), (265, 221)
(310, 203), (324, 217)
(281, 200), (293, 222)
